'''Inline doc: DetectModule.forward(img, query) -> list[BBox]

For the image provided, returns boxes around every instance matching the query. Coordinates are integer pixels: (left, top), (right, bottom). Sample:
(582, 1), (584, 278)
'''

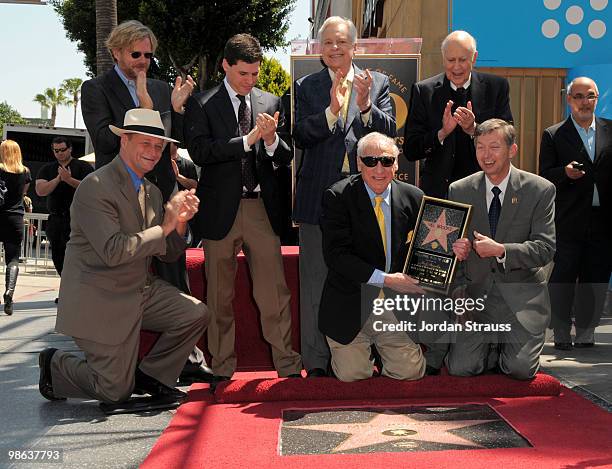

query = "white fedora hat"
(109, 108), (179, 143)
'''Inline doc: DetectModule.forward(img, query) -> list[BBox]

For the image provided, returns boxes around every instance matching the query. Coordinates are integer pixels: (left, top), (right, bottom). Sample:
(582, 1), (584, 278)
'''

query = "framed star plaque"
(403, 196), (472, 294)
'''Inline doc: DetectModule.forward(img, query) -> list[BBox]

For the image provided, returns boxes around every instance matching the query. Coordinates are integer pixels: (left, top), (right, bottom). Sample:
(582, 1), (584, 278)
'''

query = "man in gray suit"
(293, 16), (396, 376)
(447, 119), (556, 379)
(38, 109), (209, 407)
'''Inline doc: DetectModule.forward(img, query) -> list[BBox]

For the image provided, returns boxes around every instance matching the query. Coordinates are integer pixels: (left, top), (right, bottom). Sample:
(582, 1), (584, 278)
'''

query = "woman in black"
(0, 140), (31, 315)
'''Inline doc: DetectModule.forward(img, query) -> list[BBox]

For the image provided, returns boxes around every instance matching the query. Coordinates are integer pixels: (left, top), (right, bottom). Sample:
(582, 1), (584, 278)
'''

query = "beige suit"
(51, 156), (208, 403)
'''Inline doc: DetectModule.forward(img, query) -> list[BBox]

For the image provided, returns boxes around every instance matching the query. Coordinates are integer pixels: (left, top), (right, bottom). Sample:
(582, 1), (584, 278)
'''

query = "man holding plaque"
(539, 77), (612, 350)
(447, 119), (556, 380)
(293, 17), (396, 377)
(318, 132), (426, 382)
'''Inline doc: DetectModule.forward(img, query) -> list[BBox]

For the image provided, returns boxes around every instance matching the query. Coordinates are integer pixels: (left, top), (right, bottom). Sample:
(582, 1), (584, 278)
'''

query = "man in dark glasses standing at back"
(318, 132), (460, 381)
(81, 20), (213, 385)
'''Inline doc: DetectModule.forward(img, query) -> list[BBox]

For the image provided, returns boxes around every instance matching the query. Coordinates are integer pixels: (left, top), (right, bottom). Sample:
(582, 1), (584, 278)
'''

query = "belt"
(241, 191), (261, 199)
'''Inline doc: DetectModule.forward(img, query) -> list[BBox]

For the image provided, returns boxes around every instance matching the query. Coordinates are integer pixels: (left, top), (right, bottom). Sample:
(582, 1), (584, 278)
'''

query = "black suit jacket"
(403, 71), (512, 198)
(319, 175), (423, 344)
(184, 84), (291, 240)
(539, 116), (612, 240)
(292, 66), (396, 225)
(81, 68), (184, 201)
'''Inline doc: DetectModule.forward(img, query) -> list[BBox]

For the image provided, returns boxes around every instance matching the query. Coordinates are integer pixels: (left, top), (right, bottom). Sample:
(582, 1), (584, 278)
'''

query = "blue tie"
(489, 186), (501, 238)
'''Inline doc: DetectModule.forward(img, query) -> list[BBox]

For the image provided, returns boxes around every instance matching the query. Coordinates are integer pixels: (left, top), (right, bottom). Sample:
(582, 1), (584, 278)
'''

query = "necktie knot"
(492, 186), (501, 197)
(374, 196), (383, 209)
(236, 94), (246, 104)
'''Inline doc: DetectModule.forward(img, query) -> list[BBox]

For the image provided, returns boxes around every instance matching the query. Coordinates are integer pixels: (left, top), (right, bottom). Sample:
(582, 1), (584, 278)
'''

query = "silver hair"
(441, 30), (477, 57)
(567, 76), (599, 96)
(357, 132), (400, 158)
(318, 16), (357, 44)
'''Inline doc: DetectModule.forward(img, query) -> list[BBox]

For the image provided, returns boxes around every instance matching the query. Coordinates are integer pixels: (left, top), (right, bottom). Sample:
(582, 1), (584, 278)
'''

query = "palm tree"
(95, 0), (117, 76)
(33, 88), (68, 127)
(62, 78), (84, 128)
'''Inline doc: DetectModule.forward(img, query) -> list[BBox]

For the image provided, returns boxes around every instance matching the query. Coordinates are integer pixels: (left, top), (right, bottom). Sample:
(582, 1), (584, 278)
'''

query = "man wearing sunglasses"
(318, 132), (432, 382)
(35, 137), (93, 287)
(293, 16), (396, 378)
(539, 77), (612, 350)
(81, 20), (212, 385)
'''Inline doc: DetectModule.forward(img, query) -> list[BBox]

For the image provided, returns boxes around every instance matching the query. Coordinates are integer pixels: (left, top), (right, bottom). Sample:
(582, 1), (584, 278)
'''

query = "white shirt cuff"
(325, 106), (339, 131)
(264, 133), (279, 156)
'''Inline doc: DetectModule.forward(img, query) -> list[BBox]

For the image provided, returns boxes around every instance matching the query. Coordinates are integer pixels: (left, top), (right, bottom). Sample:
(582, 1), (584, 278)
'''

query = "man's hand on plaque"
(452, 237), (471, 261)
(383, 273), (426, 295)
(473, 231), (505, 259)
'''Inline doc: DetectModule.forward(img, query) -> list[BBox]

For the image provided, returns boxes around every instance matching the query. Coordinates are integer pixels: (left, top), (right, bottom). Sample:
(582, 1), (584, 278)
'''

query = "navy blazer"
(184, 84), (291, 240)
(81, 68), (183, 202)
(293, 66), (396, 225)
(319, 175), (423, 344)
(539, 116), (612, 241)
(403, 71), (512, 199)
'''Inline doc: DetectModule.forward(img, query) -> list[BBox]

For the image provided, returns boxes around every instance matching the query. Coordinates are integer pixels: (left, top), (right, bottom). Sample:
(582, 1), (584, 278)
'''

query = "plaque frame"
(402, 196), (472, 294)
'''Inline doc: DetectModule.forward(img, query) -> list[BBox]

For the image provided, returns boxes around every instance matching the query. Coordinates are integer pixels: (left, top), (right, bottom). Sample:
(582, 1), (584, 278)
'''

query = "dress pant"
(327, 310), (425, 382)
(46, 213), (71, 275)
(550, 210), (612, 343)
(446, 292), (545, 380)
(298, 223), (330, 371)
(50, 277), (208, 403)
(203, 198), (302, 377)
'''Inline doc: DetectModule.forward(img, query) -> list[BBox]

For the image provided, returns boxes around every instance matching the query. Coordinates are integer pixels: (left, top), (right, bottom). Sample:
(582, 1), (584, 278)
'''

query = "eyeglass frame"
(359, 155), (397, 168)
(52, 147), (69, 153)
(569, 93), (598, 102)
(130, 51), (154, 60)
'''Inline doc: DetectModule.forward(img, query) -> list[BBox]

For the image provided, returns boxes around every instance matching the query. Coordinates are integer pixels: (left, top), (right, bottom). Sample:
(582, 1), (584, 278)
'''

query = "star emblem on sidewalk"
(421, 210), (459, 252)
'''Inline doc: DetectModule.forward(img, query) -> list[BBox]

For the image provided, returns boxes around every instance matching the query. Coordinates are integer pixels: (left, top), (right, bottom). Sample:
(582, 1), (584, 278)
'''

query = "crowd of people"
(1, 16), (608, 411)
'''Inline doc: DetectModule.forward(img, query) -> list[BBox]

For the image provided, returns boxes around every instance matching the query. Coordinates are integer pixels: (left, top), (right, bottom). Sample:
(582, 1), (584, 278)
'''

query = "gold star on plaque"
(421, 210), (459, 252)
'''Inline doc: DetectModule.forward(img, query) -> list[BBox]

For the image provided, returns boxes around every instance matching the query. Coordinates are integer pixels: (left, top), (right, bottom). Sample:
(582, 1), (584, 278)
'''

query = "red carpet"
(141, 374), (612, 469)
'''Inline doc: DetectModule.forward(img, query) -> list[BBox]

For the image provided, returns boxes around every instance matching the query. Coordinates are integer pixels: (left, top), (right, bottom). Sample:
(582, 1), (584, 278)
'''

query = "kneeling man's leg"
(499, 324), (545, 380)
(140, 278), (209, 386)
(446, 326), (489, 377)
(327, 334), (373, 382)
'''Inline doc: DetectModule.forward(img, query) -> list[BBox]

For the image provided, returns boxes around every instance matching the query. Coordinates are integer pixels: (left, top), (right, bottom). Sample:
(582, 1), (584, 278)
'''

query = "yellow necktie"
(374, 196), (387, 257)
(341, 78), (353, 173)
(138, 183), (146, 227)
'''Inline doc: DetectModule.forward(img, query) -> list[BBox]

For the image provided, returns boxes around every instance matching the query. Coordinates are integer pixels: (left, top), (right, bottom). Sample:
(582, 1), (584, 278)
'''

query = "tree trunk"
(198, 55), (207, 92)
(51, 105), (57, 128)
(95, 0), (117, 77)
(73, 103), (78, 128)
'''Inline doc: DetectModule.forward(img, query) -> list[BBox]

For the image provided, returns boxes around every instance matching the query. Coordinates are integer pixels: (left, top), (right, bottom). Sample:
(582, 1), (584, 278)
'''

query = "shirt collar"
(328, 65), (355, 83)
(485, 164), (511, 195)
(449, 73), (472, 91)
(114, 64), (136, 87)
(121, 159), (144, 192)
(364, 180), (391, 206)
(570, 114), (596, 133)
(224, 77), (250, 102)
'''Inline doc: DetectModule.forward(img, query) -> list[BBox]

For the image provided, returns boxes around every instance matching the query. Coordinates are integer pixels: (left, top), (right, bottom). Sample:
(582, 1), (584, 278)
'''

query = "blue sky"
(0, 0), (310, 129)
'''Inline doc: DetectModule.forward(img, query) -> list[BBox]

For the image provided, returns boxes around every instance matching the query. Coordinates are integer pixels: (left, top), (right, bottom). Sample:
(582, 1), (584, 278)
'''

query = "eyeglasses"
(359, 156), (396, 167)
(53, 147), (68, 153)
(570, 93), (598, 101)
(130, 51), (154, 59)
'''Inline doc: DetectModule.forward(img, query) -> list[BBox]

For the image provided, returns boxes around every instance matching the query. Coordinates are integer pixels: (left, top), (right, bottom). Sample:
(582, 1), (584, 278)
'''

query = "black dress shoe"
(554, 342), (573, 351)
(99, 395), (181, 415)
(307, 368), (328, 378)
(39, 348), (66, 401)
(425, 365), (440, 376)
(177, 364), (215, 385)
(134, 369), (187, 400)
(573, 342), (594, 348)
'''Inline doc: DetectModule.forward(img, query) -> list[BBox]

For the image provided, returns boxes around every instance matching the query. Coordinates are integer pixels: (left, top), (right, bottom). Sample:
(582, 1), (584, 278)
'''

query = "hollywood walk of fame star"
(289, 409), (495, 453)
(421, 210), (459, 252)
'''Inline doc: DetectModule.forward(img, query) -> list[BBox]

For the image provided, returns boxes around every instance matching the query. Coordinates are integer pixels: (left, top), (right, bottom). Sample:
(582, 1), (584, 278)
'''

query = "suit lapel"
(594, 117), (609, 166)
(344, 64), (361, 133)
(356, 178), (386, 266)
(560, 118), (593, 168)
(472, 173), (491, 237)
(433, 74), (452, 123)
(390, 180), (409, 268)
(213, 84), (240, 136)
(143, 180), (155, 228)
(104, 69), (137, 112)
(112, 158), (145, 228)
(470, 72), (486, 119)
(494, 166), (521, 242)
(250, 88), (266, 157)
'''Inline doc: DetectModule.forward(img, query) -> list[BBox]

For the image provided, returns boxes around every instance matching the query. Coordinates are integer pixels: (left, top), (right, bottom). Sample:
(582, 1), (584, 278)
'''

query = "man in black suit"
(403, 30), (513, 198)
(184, 34), (302, 381)
(293, 16), (396, 377)
(539, 76), (612, 350)
(319, 132), (427, 381)
(80, 20), (212, 384)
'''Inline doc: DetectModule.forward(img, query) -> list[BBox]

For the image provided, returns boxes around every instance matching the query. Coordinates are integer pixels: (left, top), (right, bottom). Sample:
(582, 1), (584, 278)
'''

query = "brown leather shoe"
(39, 348), (66, 401)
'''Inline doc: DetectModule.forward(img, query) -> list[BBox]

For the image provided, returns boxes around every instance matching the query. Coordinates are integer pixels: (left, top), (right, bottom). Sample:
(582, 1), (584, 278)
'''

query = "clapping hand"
(353, 69), (372, 112)
(136, 71), (154, 110)
(171, 75), (196, 113)
(256, 112), (279, 145)
(453, 101), (476, 135)
(329, 70), (348, 116)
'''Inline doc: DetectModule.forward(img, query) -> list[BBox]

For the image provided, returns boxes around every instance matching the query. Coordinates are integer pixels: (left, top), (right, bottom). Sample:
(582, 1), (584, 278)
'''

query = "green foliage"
(257, 57), (290, 97)
(33, 88), (69, 127)
(51, 0), (295, 90)
(0, 102), (26, 136)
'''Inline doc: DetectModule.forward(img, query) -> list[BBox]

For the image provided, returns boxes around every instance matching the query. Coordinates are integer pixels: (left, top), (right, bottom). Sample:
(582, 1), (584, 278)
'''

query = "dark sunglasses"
(130, 51), (154, 59)
(53, 147), (69, 153)
(360, 156), (396, 167)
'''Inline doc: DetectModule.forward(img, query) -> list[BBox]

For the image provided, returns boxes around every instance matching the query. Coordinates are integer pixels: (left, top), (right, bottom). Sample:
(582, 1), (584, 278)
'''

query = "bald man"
(403, 30), (513, 199)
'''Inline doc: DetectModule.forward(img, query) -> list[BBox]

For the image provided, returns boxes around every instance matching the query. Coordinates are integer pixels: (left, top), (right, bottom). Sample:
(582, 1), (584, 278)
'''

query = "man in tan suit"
(38, 109), (209, 408)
